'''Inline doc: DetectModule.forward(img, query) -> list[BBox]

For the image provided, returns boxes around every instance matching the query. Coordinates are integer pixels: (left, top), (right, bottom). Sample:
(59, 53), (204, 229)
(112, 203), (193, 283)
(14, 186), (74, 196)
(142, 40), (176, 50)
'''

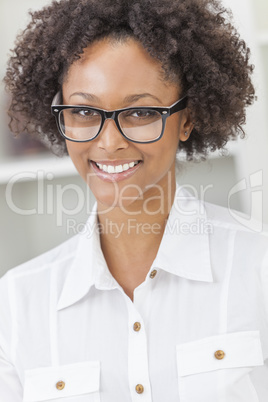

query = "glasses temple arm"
(51, 91), (61, 106)
(169, 96), (188, 115)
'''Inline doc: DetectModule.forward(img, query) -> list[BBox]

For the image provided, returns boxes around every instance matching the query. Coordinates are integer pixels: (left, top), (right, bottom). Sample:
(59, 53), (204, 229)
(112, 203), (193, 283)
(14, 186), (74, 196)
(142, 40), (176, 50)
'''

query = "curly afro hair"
(4, 0), (255, 160)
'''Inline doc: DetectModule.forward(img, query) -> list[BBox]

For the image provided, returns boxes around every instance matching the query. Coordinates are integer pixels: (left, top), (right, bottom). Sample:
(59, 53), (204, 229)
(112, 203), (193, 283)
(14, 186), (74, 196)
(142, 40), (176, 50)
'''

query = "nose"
(96, 118), (129, 153)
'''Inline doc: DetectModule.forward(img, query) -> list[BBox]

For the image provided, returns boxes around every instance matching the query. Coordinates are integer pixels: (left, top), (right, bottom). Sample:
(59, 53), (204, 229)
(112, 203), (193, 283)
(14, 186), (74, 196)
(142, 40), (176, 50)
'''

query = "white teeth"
(95, 161), (139, 173)
(107, 165), (115, 173)
(115, 165), (123, 173)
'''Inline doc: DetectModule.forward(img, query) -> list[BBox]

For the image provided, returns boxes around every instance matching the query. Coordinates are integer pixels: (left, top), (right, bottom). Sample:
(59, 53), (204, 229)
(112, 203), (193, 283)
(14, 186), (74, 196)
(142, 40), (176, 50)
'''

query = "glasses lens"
(118, 109), (163, 142)
(59, 108), (102, 141)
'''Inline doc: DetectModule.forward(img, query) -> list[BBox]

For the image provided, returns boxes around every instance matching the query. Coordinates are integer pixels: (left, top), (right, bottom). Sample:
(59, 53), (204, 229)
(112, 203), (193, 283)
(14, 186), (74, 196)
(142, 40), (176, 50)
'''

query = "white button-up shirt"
(0, 184), (268, 402)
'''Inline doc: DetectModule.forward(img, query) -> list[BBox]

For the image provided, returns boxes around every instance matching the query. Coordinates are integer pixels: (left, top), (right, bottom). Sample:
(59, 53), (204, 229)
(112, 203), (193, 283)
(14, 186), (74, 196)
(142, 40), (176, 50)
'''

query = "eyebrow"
(70, 92), (162, 105)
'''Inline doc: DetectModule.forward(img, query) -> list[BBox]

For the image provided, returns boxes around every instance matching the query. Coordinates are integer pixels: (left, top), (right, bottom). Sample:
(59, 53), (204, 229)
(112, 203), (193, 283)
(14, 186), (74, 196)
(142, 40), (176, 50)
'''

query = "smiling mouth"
(92, 160), (141, 174)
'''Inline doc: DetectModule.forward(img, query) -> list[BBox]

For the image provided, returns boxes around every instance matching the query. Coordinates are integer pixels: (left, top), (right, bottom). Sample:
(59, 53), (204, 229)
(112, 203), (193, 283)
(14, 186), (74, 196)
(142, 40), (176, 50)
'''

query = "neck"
(96, 173), (177, 297)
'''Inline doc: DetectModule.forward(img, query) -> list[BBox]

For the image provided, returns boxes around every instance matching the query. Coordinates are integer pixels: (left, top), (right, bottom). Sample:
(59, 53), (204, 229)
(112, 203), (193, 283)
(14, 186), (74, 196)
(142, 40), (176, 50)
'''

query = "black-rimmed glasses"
(51, 92), (187, 144)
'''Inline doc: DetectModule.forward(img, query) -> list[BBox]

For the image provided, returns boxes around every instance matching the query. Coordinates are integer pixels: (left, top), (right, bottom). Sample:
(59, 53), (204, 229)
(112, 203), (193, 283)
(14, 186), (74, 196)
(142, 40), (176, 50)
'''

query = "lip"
(90, 159), (142, 182)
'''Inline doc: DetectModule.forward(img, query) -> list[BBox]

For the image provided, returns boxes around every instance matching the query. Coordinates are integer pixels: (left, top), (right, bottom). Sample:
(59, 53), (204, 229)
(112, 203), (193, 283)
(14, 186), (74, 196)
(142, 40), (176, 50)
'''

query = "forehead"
(63, 38), (180, 105)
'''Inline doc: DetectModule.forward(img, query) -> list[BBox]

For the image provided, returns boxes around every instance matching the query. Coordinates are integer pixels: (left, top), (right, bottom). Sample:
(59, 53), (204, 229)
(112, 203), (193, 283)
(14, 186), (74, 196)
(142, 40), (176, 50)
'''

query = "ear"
(179, 108), (194, 142)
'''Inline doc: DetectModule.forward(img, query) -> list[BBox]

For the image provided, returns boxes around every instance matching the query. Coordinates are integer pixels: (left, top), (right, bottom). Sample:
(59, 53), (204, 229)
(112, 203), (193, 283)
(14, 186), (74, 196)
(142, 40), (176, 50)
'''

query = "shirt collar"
(152, 184), (213, 282)
(57, 183), (213, 311)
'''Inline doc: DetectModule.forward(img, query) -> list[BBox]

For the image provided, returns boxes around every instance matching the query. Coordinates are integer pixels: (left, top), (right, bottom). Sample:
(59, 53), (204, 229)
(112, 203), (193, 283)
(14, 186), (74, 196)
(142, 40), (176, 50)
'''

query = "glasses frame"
(51, 92), (188, 144)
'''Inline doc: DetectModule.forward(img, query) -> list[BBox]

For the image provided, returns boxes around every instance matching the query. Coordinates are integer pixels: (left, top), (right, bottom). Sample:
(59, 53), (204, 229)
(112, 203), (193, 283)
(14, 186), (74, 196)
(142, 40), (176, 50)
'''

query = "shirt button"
(133, 322), (141, 332)
(56, 381), (65, 390)
(135, 384), (144, 394)
(214, 350), (225, 360)
(149, 269), (157, 279)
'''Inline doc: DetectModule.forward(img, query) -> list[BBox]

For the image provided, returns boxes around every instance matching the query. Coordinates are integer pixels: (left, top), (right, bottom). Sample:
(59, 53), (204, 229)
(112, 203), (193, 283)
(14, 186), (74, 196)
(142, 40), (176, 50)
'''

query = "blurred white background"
(0, 0), (267, 276)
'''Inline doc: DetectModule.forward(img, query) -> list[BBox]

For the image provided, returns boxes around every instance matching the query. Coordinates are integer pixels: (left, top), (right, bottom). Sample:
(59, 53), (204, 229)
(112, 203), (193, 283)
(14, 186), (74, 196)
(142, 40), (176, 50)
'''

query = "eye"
(71, 108), (99, 118)
(124, 109), (159, 119)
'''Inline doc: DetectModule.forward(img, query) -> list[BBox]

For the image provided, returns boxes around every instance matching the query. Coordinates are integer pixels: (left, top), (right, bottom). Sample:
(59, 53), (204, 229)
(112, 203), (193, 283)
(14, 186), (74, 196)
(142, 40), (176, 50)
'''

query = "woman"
(1, 0), (267, 401)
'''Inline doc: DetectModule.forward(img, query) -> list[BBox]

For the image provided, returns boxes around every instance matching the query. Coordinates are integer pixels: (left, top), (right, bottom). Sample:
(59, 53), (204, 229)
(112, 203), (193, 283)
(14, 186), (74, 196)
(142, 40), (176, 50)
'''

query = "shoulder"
(204, 200), (268, 239)
(0, 233), (82, 345)
(175, 184), (268, 242)
(202, 201), (268, 277)
(0, 233), (80, 286)
(205, 199), (268, 249)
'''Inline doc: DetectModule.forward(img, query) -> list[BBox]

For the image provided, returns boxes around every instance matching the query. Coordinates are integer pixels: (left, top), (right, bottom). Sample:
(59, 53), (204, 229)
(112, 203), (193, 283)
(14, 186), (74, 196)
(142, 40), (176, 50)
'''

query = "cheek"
(66, 141), (89, 159)
(165, 118), (181, 154)
(153, 123), (180, 160)
(66, 142), (90, 177)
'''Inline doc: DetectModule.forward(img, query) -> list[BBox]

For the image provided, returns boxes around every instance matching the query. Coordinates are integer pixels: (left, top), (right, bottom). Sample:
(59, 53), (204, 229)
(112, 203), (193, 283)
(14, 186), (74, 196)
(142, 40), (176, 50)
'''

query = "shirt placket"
(124, 286), (153, 402)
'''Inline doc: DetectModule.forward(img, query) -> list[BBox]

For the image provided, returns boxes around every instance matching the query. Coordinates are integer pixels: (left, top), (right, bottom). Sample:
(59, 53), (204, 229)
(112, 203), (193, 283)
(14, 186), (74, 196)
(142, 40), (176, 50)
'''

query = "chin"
(91, 186), (144, 212)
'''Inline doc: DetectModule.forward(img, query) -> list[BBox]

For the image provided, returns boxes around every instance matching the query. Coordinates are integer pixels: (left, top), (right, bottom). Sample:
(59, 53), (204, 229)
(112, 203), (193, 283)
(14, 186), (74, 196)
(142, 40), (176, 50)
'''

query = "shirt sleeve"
(0, 272), (23, 401)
